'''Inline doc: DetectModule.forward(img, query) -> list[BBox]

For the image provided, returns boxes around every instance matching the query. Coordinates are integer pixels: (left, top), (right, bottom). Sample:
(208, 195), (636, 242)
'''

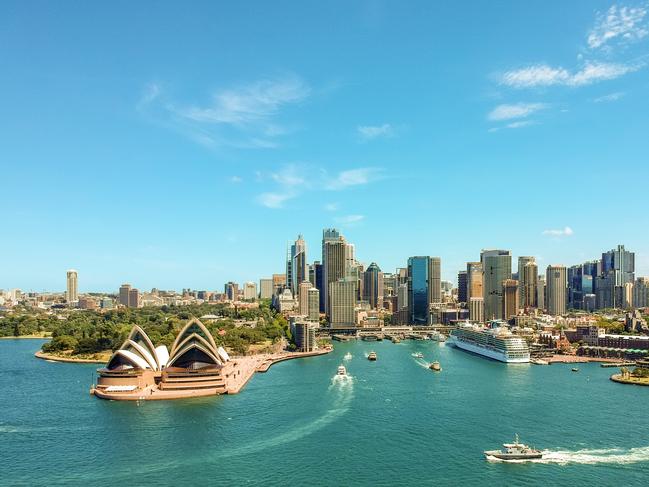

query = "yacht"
(484, 434), (543, 461)
(368, 351), (377, 361)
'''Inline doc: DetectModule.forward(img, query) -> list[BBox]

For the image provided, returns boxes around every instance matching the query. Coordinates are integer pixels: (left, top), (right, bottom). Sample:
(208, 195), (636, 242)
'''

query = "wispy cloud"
(588, 4), (648, 49)
(501, 61), (638, 88)
(256, 192), (295, 209)
(593, 91), (626, 102)
(326, 167), (384, 190)
(138, 74), (309, 149)
(488, 103), (547, 121)
(357, 123), (393, 140)
(324, 203), (339, 211)
(229, 175), (243, 183)
(542, 226), (574, 237)
(335, 214), (365, 225)
(506, 120), (536, 129)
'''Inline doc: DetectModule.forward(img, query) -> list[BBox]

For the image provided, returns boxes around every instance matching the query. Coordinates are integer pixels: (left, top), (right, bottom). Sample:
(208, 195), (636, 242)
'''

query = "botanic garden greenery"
(0, 300), (289, 356)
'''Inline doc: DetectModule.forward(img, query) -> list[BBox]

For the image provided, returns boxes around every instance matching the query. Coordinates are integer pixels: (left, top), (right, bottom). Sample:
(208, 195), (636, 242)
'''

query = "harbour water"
(2, 339), (648, 486)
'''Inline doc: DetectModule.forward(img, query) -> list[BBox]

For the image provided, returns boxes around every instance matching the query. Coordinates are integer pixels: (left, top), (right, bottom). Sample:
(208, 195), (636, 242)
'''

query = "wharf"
(600, 362), (636, 368)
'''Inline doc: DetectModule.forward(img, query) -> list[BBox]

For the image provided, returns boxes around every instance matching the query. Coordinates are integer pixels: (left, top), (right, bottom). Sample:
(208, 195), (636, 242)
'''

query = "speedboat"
(412, 352), (424, 359)
(572, 367), (579, 372)
(484, 434), (542, 461)
(337, 365), (348, 376)
(368, 351), (377, 361)
(343, 352), (353, 361)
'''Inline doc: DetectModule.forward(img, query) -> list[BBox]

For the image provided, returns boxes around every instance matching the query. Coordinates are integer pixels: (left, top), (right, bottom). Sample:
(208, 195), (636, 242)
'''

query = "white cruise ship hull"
(449, 337), (529, 363)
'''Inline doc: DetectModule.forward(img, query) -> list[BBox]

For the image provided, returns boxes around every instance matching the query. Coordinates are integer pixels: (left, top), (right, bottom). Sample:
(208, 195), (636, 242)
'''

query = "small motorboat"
(484, 434), (543, 461)
(412, 352), (424, 359)
(429, 361), (441, 372)
(572, 367), (579, 372)
(368, 351), (377, 361)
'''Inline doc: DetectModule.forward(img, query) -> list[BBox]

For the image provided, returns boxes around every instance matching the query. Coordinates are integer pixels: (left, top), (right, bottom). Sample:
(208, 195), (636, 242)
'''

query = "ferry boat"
(429, 361), (441, 371)
(484, 434), (542, 461)
(448, 321), (530, 363)
(429, 330), (446, 342)
(368, 351), (377, 361)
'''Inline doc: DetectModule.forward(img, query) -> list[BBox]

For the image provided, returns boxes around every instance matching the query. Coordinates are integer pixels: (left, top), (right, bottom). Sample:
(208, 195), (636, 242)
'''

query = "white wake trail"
(487, 446), (649, 465)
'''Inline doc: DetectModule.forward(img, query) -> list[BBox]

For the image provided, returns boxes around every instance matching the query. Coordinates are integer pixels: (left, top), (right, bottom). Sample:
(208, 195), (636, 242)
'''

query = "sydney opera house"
(92, 318), (231, 400)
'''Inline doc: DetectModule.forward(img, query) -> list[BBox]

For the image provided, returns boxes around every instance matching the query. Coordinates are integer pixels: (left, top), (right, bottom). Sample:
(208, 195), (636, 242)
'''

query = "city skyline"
(2, 1), (649, 290)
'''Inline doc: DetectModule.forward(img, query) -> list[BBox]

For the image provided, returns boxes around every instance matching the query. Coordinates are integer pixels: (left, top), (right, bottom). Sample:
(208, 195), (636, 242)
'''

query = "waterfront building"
(457, 271), (468, 304)
(66, 269), (78, 303)
(516, 257), (534, 309)
(633, 277), (649, 308)
(243, 282), (257, 301)
(128, 288), (141, 308)
(259, 278), (273, 299)
(329, 278), (356, 327)
(407, 256), (441, 325)
(469, 297), (484, 323)
(307, 287), (320, 321)
(323, 232), (347, 317)
(291, 320), (317, 352)
(299, 280), (312, 316)
(363, 262), (384, 309)
(224, 282), (239, 301)
(481, 249), (512, 320)
(119, 284), (131, 307)
(546, 265), (567, 316)
(518, 258), (537, 309)
(290, 235), (307, 296)
(466, 262), (483, 300)
(502, 279), (519, 320)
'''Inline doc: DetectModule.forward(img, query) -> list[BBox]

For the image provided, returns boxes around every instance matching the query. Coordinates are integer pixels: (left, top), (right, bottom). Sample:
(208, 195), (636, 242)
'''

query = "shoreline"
(34, 351), (107, 364)
(610, 374), (649, 386)
(1, 335), (52, 340)
(546, 355), (631, 364)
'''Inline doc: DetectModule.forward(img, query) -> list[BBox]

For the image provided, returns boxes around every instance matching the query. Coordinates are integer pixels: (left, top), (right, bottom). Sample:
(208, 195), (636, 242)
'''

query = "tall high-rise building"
(243, 282), (257, 301)
(546, 265), (567, 316)
(517, 257), (535, 309)
(521, 260), (538, 309)
(537, 275), (546, 311)
(633, 277), (649, 308)
(323, 232), (346, 317)
(329, 278), (356, 327)
(363, 262), (384, 309)
(307, 287), (320, 321)
(466, 262), (483, 300)
(469, 297), (484, 323)
(397, 283), (408, 310)
(312, 261), (324, 312)
(119, 284), (131, 307)
(457, 271), (468, 304)
(382, 273), (397, 297)
(259, 278), (273, 299)
(602, 244), (635, 286)
(502, 279), (519, 320)
(407, 256), (440, 325)
(224, 282), (239, 301)
(128, 288), (141, 308)
(290, 235), (307, 296)
(66, 269), (78, 303)
(299, 281), (312, 316)
(481, 249), (512, 320)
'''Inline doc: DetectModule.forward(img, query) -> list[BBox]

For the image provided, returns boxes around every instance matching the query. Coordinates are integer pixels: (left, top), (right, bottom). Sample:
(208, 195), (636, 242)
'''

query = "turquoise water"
(2, 339), (649, 486)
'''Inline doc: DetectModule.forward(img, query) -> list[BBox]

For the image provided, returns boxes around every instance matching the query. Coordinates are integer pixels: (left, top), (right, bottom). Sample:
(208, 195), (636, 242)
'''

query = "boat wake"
(413, 357), (431, 370)
(487, 445), (649, 465)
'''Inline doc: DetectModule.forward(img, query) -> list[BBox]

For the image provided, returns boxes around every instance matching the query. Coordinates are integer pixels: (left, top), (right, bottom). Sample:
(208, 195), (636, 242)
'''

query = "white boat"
(530, 358), (549, 365)
(343, 352), (353, 361)
(430, 331), (446, 342)
(412, 352), (424, 359)
(449, 321), (530, 363)
(337, 365), (348, 376)
(484, 434), (543, 461)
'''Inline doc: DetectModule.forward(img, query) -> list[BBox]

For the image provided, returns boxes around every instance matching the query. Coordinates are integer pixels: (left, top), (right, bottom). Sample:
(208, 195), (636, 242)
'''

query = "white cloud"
(256, 192), (295, 209)
(488, 103), (547, 121)
(229, 176), (243, 183)
(335, 214), (365, 225)
(593, 91), (626, 102)
(506, 120), (535, 129)
(542, 226), (574, 237)
(326, 167), (384, 190)
(324, 203), (339, 211)
(270, 164), (307, 187)
(357, 123), (393, 140)
(500, 61), (638, 88)
(588, 4), (648, 49)
(138, 83), (161, 109)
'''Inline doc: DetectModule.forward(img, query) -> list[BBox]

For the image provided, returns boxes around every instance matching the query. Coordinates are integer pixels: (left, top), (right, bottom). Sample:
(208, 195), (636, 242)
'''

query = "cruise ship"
(448, 321), (530, 363)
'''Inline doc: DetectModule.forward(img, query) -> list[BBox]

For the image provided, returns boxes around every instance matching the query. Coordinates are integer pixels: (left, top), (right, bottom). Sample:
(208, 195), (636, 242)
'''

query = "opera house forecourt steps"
(91, 318), (332, 401)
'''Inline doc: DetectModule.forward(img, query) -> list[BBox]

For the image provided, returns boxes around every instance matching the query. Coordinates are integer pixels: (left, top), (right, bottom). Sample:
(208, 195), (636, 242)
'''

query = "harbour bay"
(1, 338), (648, 486)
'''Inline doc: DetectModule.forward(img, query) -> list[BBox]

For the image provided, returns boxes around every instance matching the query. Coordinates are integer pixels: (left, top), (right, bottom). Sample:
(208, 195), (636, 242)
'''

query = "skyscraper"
(307, 287), (320, 322)
(299, 280), (312, 316)
(259, 278), (273, 299)
(128, 288), (141, 308)
(502, 279), (519, 320)
(407, 256), (440, 325)
(633, 277), (649, 308)
(66, 269), (78, 303)
(119, 284), (131, 307)
(457, 271), (468, 304)
(517, 257), (535, 309)
(546, 265), (567, 316)
(323, 232), (346, 317)
(290, 235), (307, 296)
(521, 260), (538, 309)
(329, 278), (356, 327)
(602, 244), (635, 286)
(481, 249), (512, 320)
(224, 282), (239, 301)
(466, 262), (483, 300)
(363, 262), (384, 309)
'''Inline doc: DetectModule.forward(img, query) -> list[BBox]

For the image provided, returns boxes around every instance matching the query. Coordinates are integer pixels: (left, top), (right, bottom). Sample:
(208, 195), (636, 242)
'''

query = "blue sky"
(1, 1), (649, 292)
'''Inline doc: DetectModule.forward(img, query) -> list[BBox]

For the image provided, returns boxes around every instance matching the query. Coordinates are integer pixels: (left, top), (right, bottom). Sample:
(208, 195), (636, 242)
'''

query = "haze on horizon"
(1, 1), (648, 292)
